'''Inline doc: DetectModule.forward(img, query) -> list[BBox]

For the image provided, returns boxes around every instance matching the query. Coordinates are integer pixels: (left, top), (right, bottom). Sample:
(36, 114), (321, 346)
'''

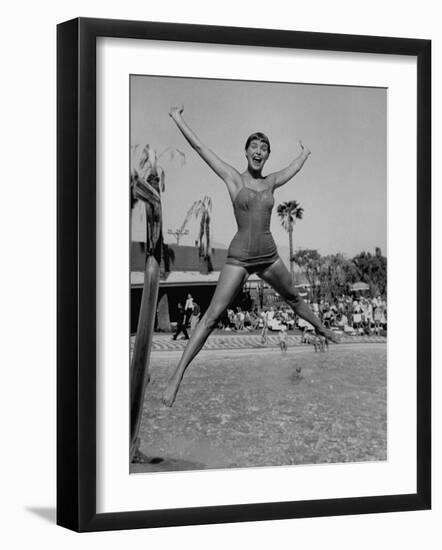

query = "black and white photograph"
(129, 75), (388, 473)
(2, 0), (434, 542)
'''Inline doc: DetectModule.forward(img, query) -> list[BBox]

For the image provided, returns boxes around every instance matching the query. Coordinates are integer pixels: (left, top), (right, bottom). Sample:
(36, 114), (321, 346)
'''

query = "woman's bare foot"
(317, 328), (341, 344)
(162, 375), (182, 407)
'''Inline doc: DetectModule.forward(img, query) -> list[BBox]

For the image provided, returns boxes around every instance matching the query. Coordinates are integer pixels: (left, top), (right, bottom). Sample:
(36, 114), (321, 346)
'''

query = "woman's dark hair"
(245, 132), (271, 153)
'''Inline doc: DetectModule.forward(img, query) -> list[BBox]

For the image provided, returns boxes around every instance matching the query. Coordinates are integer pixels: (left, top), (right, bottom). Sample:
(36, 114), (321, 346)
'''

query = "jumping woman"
(162, 106), (339, 406)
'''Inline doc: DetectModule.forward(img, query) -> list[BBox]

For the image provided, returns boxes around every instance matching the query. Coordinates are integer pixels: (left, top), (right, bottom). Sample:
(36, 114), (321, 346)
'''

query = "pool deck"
(133, 331), (387, 353)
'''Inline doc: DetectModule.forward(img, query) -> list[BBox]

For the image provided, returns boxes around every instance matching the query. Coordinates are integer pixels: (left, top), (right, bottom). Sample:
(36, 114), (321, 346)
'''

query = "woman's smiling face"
(245, 139), (270, 171)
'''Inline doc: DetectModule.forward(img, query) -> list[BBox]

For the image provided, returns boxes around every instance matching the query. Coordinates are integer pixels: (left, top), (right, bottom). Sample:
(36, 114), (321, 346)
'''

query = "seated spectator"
(337, 312), (349, 329)
(236, 308), (245, 330)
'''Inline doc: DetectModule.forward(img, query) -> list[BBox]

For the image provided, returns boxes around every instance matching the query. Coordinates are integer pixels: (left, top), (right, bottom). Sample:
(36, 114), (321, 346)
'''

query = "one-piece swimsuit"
(226, 185), (279, 273)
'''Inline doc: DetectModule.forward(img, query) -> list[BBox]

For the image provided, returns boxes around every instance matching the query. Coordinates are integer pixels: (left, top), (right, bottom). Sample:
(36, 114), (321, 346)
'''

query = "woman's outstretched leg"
(162, 264), (249, 406)
(259, 259), (340, 343)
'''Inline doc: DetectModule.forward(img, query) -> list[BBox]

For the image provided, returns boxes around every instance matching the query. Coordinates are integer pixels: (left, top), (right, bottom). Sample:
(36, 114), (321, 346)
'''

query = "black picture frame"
(57, 17), (431, 532)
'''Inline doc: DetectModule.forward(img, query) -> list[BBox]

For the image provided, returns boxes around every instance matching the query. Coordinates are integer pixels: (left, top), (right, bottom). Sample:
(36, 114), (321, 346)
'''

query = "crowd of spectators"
(303, 295), (387, 336)
(171, 292), (387, 339)
(217, 294), (387, 336)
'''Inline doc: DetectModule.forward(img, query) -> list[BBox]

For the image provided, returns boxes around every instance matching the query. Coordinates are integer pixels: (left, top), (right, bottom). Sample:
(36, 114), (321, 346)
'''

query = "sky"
(131, 75), (387, 259)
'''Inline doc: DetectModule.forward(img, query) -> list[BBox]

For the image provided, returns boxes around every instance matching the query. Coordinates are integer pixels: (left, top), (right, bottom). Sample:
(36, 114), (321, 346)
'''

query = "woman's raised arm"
(267, 141), (311, 190)
(169, 106), (240, 190)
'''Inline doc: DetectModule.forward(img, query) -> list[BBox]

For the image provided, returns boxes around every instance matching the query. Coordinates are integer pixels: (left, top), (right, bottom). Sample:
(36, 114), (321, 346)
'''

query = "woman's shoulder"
(263, 172), (277, 189)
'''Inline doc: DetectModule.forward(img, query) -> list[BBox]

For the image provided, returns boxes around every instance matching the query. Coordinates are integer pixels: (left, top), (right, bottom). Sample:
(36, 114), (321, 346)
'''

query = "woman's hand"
(299, 140), (311, 157)
(169, 105), (184, 120)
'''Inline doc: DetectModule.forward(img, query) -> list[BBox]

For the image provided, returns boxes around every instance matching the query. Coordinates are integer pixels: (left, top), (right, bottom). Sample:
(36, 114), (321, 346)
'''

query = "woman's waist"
(231, 227), (273, 238)
(229, 229), (274, 241)
(228, 231), (276, 254)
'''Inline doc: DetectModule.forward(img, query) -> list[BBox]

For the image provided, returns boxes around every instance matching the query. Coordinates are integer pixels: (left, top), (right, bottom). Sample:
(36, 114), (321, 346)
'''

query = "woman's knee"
(201, 308), (222, 331)
(283, 291), (302, 307)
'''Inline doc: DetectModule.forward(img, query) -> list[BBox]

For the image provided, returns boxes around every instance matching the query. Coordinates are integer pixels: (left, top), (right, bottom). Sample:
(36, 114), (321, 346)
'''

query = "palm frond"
(159, 170), (165, 192)
(277, 200), (304, 231)
(158, 147), (186, 167)
(131, 144), (156, 183)
(177, 196), (213, 258)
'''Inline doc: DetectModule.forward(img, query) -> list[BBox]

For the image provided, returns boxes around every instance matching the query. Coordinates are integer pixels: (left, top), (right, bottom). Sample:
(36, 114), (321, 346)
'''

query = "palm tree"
(179, 196), (213, 272)
(129, 143), (184, 461)
(277, 200), (304, 283)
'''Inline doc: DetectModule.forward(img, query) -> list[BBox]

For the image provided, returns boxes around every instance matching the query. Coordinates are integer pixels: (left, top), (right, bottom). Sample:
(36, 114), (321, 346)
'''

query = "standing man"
(184, 293), (195, 328)
(279, 323), (288, 353)
(173, 302), (190, 340)
(260, 308), (270, 343)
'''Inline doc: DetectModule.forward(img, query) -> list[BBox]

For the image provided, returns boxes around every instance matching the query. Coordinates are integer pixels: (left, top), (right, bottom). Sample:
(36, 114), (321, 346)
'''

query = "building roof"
(130, 242), (309, 288)
(168, 244), (227, 271)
